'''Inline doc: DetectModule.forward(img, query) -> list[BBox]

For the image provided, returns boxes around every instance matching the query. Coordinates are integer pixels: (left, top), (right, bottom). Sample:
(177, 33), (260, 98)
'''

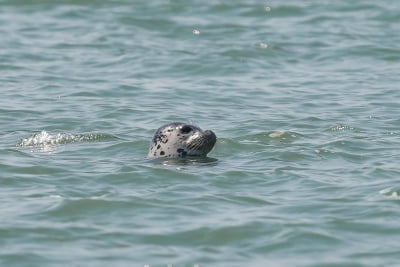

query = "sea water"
(1, 0), (400, 266)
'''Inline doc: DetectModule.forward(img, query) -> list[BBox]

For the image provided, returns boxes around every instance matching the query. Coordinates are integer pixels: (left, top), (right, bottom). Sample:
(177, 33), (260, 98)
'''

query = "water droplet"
(265, 6), (271, 12)
(192, 29), (200, 35)
(259, 42), (268, 49)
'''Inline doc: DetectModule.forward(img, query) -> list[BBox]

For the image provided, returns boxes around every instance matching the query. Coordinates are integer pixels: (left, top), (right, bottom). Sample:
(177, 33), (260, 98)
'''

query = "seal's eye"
(181, 125), (193, 134)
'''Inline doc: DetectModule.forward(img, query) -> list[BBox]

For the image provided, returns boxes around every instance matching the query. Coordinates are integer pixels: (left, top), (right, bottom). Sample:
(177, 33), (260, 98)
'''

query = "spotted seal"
(148, 122), (216, 158)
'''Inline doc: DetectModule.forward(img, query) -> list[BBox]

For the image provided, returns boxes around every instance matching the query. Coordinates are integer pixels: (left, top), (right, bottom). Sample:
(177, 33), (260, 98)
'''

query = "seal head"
(148, 122), (216, 158)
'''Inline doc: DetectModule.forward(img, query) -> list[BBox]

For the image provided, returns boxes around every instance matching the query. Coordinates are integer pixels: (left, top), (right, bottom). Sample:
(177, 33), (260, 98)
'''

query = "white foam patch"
(330, 124), (354, 131)
(49, 194), (64, 199)
(17, 131), (105, 148)
(379, 188), (400, 199)
(269, 131), (285, 138)
(192, 29), (200, 35)
(18, 131), (75, 146)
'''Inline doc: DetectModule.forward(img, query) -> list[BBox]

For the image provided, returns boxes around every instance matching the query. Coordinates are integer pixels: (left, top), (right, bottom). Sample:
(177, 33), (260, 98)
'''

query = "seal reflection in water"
(148, 122), (217, 158)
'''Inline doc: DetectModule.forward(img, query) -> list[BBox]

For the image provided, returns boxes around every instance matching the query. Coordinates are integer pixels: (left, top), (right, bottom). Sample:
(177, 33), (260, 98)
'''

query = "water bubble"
(259, 42), (268, 49)
(265, 6), (272, 12)
(192, 29), (200, 35)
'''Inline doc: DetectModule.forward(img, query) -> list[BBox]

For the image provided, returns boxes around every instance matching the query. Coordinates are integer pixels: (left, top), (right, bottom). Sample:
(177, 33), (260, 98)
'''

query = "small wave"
(17, 131), (114, 147)
(158, 157), (218, 167)
(238, 131), (300, 144)
(268, 131), (286, 138)
(379, 188), (400, 199)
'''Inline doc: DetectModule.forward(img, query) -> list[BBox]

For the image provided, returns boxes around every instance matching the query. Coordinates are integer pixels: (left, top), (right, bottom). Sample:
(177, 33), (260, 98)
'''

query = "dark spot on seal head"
(157, 145), (161, 149)
(181, 125), (193, 134)
(154, 134), (169, 144)
(177, 148), (184, 153)
(160, 151), (165, 156)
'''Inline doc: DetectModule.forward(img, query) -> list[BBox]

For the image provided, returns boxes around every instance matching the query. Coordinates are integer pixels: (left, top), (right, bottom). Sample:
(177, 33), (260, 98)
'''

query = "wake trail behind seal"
(17, 131), (115, 147)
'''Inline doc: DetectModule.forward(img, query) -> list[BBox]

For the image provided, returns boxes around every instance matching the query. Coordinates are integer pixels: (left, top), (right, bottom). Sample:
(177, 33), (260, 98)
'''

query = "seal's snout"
(204, 130), (217, 147)
(205, 129), (216, 137)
